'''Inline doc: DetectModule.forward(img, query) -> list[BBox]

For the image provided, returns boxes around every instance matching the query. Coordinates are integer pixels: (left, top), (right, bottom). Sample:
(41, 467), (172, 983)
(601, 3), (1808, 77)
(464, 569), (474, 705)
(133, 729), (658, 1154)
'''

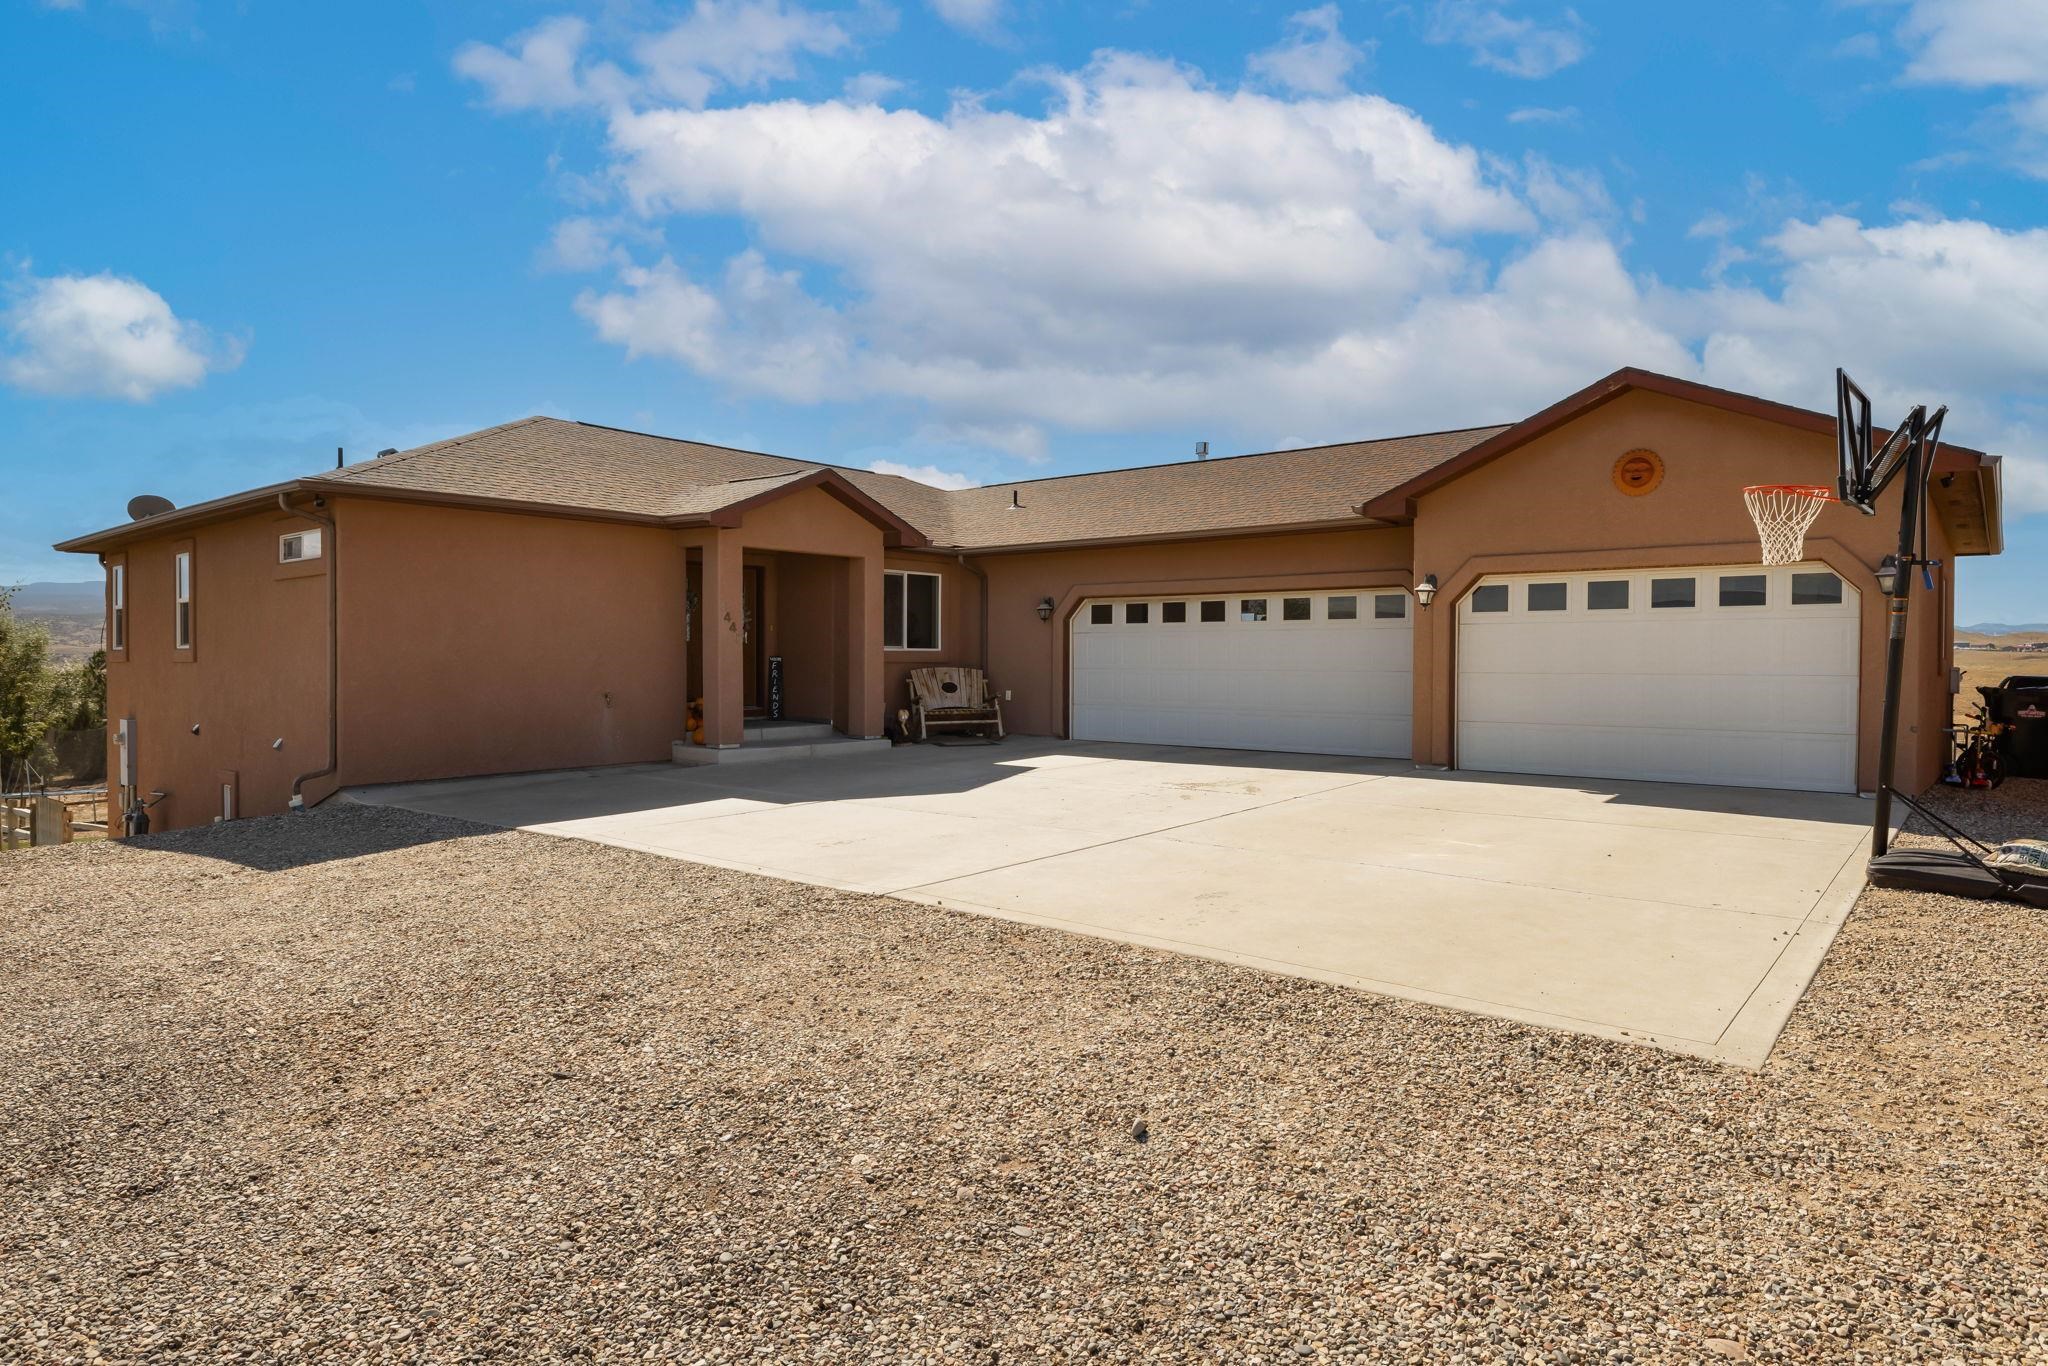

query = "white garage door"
(1456, 563), (1860, 791)
(1071, 588), (1413, 757)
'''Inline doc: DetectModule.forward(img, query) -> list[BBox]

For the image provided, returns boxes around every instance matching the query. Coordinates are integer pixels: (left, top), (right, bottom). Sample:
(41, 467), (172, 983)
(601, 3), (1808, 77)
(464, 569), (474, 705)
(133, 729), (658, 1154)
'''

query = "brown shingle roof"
(54, 413), (1505, 554)
(934, 429), (1506, 550)
(309, 416), (1502, 551)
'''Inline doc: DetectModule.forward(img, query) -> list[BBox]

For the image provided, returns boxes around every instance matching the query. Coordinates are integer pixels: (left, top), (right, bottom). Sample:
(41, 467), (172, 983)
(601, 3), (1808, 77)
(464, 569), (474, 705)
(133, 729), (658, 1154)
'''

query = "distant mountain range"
(7, 580), (103, 614)
(1962, 623), (2048, 636)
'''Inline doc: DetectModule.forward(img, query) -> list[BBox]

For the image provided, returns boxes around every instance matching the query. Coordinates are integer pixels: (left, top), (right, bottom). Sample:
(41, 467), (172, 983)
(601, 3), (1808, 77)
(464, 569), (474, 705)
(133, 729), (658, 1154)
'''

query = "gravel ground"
(2, 787), (2045, 1364)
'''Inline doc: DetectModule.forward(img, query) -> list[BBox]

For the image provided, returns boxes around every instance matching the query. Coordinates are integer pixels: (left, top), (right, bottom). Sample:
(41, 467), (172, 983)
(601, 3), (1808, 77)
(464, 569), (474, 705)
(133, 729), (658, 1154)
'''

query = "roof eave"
(53, 481), (308, 555)
(1357, 366), (1995, 522)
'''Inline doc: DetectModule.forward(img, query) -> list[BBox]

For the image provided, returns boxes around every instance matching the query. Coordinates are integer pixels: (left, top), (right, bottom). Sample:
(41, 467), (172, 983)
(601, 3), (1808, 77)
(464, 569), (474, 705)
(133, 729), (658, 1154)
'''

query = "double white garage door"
(1457, 563), (1860, 792)
(1069, 563), (1859, 791)
(1070, 588), (1413, 757)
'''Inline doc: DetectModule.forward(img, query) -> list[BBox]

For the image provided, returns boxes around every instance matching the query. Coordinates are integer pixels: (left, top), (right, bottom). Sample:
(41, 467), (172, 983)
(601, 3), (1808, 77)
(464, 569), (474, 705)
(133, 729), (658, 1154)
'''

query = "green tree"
(0, 585), (69, 784)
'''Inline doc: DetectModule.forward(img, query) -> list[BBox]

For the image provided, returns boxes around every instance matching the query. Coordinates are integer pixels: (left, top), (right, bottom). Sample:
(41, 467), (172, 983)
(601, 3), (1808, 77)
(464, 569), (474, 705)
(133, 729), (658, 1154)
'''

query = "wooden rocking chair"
(907, 666), (1005, 740)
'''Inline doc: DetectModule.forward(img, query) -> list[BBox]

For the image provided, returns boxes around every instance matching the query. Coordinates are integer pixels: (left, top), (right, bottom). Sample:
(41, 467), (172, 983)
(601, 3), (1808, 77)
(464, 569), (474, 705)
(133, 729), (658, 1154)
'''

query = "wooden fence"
(0, 789), (110, 851)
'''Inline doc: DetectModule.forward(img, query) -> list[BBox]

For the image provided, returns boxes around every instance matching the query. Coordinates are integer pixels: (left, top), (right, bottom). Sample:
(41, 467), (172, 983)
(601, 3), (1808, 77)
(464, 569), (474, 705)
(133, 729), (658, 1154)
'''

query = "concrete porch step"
(743, 717), (836, 741)
(672, 733), (890, 767)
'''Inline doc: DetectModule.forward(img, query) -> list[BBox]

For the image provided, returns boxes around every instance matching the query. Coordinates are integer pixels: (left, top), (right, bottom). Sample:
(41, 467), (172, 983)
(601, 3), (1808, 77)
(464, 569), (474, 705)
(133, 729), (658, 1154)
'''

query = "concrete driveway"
(350, 741), (1875, 1066)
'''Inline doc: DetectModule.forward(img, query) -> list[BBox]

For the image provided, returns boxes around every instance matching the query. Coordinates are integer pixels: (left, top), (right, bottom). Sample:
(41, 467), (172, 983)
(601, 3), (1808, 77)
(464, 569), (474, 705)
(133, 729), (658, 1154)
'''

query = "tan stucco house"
(58, 368), (2004, 833)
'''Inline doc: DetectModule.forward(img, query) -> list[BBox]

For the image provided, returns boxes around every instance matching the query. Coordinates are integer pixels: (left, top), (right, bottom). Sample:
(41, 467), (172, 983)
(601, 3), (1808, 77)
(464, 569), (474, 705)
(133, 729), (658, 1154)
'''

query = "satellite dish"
(127, 494), (176, 521)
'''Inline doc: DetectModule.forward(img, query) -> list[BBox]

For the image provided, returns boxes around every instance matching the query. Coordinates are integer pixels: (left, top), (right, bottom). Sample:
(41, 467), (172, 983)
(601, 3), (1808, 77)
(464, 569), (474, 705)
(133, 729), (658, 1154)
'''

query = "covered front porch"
(672, 472), (921, 762)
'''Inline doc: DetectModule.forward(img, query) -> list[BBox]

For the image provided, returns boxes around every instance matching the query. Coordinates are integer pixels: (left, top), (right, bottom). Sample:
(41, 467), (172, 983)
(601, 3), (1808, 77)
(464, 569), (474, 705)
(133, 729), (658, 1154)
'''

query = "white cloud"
(455, 2), (853, 114)
(1506, 104), (1577, 124)
(843, 70), (904, 103)
(454, 16), (607, 112)
(1898, 0), (2048, 89)
(465, 33), (2046, 505)
(539, 217), (621, 272)
(1249, 6), (1370, 96)
(869, 458), (976, 489)
(635, 0), (851, 108)
(1893, 0), (2048, 176)
(929, 0), (1002, 39)
(1416, 0), (1590, 79)
(2, 269), (241, 402)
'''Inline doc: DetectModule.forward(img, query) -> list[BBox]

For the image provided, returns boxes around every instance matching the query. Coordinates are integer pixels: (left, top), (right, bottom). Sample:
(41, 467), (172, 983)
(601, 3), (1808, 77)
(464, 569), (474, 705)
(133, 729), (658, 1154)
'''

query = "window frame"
(1526, 582), (1569, 613)
(171, 544), (195, 659)
(1789, 570), (1845, 606)
(1717, 573), (1769, 608)
(107, 559), (127, 657)
(1469, 583), (1510, 614)
(1648, 576), (1698, 612)
(883, 569), (942, 651)
(278, 528), (323, 564)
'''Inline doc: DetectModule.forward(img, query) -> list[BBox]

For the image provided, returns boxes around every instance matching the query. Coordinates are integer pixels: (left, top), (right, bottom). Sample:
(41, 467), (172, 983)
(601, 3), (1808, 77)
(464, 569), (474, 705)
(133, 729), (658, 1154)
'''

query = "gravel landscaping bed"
(2, 786), (2045, 1363)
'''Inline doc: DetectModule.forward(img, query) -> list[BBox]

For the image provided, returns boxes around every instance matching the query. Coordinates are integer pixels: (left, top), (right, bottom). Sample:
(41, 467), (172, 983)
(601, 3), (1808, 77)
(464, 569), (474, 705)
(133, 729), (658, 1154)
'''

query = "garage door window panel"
(1527, 582), (1568, 612)
(1328, 595), (1358, 621)
(1282, 597), (1311, 622)
(1470, 584), (1509, 614)
(1161, 601), (1187, 624)
(1587, 580), (1630, 610)
(1791, 572), (1843, 605)
(1650, 577), (1696, 610)
(1240, 599), (1268, 622)
(1718, 574), (1768, 608)
(1373, 594), (1406, 620)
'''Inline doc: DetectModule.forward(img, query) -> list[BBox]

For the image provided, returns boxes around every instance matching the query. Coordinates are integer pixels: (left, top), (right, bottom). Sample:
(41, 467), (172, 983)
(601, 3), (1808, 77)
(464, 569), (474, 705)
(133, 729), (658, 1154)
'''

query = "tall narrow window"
(173, 551), (192, 649)
(883, 570), (941, 650)
(109, 564), (126, 651)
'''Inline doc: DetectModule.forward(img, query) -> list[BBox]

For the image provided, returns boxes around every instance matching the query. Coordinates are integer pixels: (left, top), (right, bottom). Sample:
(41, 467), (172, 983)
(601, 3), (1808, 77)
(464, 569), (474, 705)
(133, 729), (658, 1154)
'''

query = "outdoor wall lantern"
(1874, 554), (1901, 598)
(1414, 574), (1439, 609)
(1036, 596), (1056, 622)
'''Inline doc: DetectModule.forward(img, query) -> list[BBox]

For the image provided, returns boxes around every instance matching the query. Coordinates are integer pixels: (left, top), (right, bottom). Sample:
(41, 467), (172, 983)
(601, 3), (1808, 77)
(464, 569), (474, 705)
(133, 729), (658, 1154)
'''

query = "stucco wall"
(100, 508), (330, 832)
(1406, 389), (1955, 792)
(333, 498), (690, 787)
(972, 526), (1417, 737)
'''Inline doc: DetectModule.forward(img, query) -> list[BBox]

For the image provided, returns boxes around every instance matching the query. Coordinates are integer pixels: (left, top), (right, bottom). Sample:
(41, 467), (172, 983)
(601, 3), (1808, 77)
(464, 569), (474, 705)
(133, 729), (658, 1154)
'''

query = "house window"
(279, 529), (323, 563)
(1527, 582), (1568, 612)
(173, 551), (193, 649)
(1650, 577), (1695, 609)
(109, 564), (126, 651)
(1374, 594), (1407, 620)
(1718, 574), (1767, 607)
(1240, 598), (1268, 622)
(1161, 601), (1187, 623)
(1792, 571), (1843, 605)
(1327, 595), (1358, 621)
(1200, 600), (1226, 623)
(1090, 603), (1113, 625)
(1281, 597), (1311, 621)
(1125, 602), (1150, 624)
(1587, 580), (1629, 610)
(884, 570), (940, 650)
(1471, 584), (1509, 613)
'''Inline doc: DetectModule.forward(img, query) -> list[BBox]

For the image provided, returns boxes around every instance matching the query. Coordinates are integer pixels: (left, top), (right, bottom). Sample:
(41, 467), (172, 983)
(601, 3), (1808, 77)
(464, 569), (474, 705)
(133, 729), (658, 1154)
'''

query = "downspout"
(280, 492), (339, 811)
(956, 552), (989, 673)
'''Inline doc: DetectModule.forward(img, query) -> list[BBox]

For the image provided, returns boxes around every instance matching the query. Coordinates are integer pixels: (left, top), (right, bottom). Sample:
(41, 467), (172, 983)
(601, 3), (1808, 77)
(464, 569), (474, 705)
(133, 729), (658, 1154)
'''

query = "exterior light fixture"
(1036, 596), (1055, 622)
(1875, 554), (1900, 598)
(1414, 574), (1439, 609)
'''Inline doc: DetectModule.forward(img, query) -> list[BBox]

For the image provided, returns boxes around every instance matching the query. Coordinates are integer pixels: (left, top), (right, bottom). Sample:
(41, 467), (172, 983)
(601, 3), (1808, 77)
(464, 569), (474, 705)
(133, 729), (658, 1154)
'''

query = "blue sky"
(3, 0), (2045, 619)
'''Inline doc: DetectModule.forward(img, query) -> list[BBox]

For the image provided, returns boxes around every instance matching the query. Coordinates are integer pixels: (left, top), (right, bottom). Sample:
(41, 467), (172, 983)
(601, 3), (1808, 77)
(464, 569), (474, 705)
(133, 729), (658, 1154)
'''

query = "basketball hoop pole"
(1870, 415), (1931, 859)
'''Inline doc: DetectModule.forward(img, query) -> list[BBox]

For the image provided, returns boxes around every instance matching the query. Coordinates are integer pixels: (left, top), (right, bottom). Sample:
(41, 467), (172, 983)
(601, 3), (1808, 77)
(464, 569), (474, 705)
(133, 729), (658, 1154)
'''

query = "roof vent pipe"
(1196, 441), (1208, 460)
(1008, 489), (1022, 510)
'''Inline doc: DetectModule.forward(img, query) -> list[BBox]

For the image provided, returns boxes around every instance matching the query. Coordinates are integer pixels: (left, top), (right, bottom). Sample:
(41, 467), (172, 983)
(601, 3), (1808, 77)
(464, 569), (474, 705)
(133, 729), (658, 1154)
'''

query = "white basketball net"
(1742, 484), (1835, 565)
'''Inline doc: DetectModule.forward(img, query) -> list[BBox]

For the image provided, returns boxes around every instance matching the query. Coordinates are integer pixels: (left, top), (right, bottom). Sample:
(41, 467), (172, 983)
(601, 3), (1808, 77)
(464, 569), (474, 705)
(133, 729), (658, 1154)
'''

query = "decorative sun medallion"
(1612, 448), (1664, 496)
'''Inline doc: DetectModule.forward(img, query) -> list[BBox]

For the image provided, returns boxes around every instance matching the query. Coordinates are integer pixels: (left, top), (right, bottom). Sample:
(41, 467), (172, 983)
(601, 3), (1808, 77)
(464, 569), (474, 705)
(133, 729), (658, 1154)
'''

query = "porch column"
(843, 552), (885, 738)
(700, 529), (747, 748)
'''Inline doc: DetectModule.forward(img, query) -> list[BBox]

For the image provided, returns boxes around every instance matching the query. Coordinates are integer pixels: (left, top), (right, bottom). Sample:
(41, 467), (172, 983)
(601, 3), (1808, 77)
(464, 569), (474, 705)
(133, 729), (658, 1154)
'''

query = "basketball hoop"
(1742, 484), (1836, 565)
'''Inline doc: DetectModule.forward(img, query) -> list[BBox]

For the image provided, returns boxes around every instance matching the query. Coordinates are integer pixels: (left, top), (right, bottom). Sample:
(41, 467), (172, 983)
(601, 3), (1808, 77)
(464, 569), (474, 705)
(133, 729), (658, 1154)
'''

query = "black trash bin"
(1983, 677), (2048, 779)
